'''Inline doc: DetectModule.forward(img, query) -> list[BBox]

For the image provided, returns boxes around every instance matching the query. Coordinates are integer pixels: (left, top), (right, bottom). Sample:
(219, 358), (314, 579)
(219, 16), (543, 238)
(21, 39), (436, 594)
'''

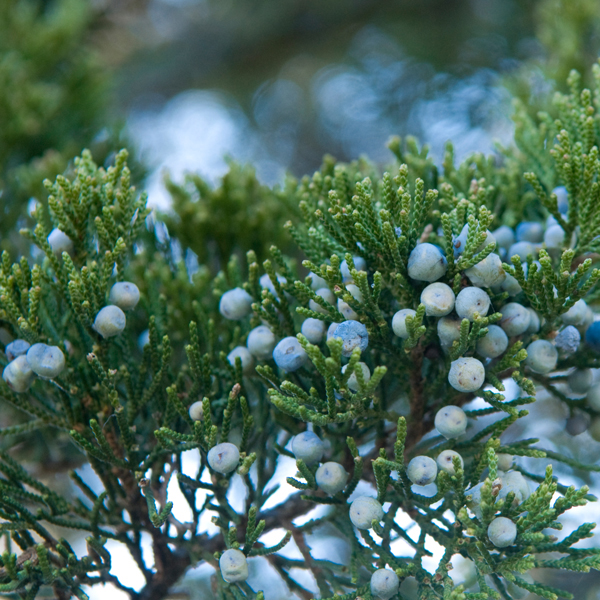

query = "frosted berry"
(555, 326), (580, 354)
(566, 412), (590, 436)
(301, 318), (326, 344)
(292, 431), (324, 465)
(526, 308), (541, 333)
(309, 288), (335, 315)
(496, 453), (513, 471)
(498, 273), (522, 297)
(273, 337), (308, 372)
(498, 471), (530, 504)
(492, 225), (515, 249)
(340, 256), (367, 281)
(437, 316), (461, 349)
(552, 185), (569, 214)
(333, 320), (369, 357)
(219, 288), (253, 321)
(47, 228), (74, 255)
(207, 442), (240, 474)
(585, 321), (600, 352)
(436, 450), (464, 475)
(109, 282), (140, 310)
(188, 400), (204, 421)
(259, 273), (287, 297)
(466, 482), (484, 520)
(515, 221), (543, 243)
(308, 271), (328, 290)
(315, 462), (348, 495)
(407, 455), (437, 486)
(407, 243), (447, 282)
(420, 283), (455, 317)
(488, 516), (517, 548)
(3, 356), (34, 393)
(544, 224), (565, 250)
(349, 496), (384, 529)
(247, 325), (277, 360)
(448, 357), (485, 392)
(476, 325), (508, 359)
(568, 369), (593, 394)
(524, 340), (557, 374)
(508, 241), (536, 262)
(338, 283), (363, 320)
(227, 346), (255, 375)
(499, 303), (530, 337)
(455, 287), (490, 322)
(453, 223), (495, 257)
(434, 405), (467, 439)
(342, 361), (371, 392)
(392, 308), (416, 339)
(586, 385), (600, 412)
(327, 322), (341, 340)
(370, 568), (400, 600)
(465, 253), (506, 288)
(219, 549), (248, 583)
(5, 339), (30, 361)
(93, 305), (126, 338)
(26, 343), (65, 378)
(562, 299), (588, 326)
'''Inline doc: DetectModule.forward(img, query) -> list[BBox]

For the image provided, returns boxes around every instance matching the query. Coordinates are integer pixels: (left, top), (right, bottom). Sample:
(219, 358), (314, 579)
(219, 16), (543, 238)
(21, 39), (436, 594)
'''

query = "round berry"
(585, 321), (600, 352)
(499, 303), (530, 337)
(219, 549), (248, 583)
(466, 482), (484, 520)
(26, 343), (65, 378)
(407, 455), (437, 486)
(544, 224), (565, 250)
(407, 243), (447, 282)
(332, 320), (369, 357)
(109, 282), (140, 310)
(492, 225), (515, 250)
(392, 309), (416, 339)
(227, 346), (255, 375)
(453, 224), (495, 257)
(434, 405), (467, 439)
(455, 287), (490, 322)
(436, 450), (464, 476)
(566, 412), (590, 436)
(93, 305), (126, 338)
(292, 431), (324, 465)
(301, 318), (326, 344)
(437, 316), (461, 349)
(327, 322), (341, 341)
(273, 337), (308, 372)
(309, 288), (335, 315)
(552, 186), (569, 214)
(562, 299), (588, 326)
(496, 454), (513, 471)
(337, 284), (363, 320)
(247, 326), (277, 360)
(526, 308), (541, 333)
(342, 361), (371, 392)
(340, 256), (367, 281)
(465, 253), (506, 288)
(219, 288), (253, 321)
(5, 339), (30, 362)
(188, 400), (204, 421)
(568, 369), (593, 394)
(448, 357), (485, 392)
(3, 356), (34, 393)
(498, 273), (522, 297)
(420, 283), (455, 317)
(315, 462), (348, 495)
(308, 271), (328, 290)
(207, 442), (240, 474)
(589, 416), (600, 441)
(524, 340), (557, 374)
(508, 241), (536, 262)
(260, 273), (287, 298)
(476, 325), (508, 359)
(488, 516), (517, 548)
(498, 471), (530, 504)
(47, 228), (74, 255)
(586, 385), (600, 412)
(516, 222), (543, 243)
(349, 496), (384, 529)
(555, 326), (580, 354)
(138, 329), (150, 350)
(370, 568), (400, 600)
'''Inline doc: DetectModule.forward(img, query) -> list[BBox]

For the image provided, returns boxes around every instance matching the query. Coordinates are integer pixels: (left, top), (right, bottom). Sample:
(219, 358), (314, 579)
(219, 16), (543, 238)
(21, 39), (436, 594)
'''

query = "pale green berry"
(568, 368), (593, 394)
(3, 356), (34, 393)
(309, 288), (335, 314)
(219, 549), (248, 583)
(436, 450), (464, 475)
(524, 340), (557, 374)
(588, 416), (600, 441)
(188, 400), (204, 421)
(315, 462), (348, 495)
(47, 228), (74, 255)
(562, 299), (588, 326)
(407, 243), (447, 282)
(26, 343), (66, 378)
(420, 283), (455, 317)
(488, 516), (517, 548)
(392, 308), (416, 339)
(455, 287), (490, 322)
(499, 303), (530, 336)
(341, 361), (371, 392)
(292, 431), (324, 465)
(207, 442), (240, 474)
(370, 568), (400, 600)
(476, 325), (508, 358)
(434, 405), (467, 439)
(437, 317), (461, 349)
(448, 357), (485, 392)
(465, 253), (506, 288)
(349, 496), (384, 529)
(93, 305), (126, 338)
(496, 454), (513, 471)
(109, 281), (140, 310)
(341, 256), (366, 281)
(301, 318), (326, 344)
(247, 325), (277, 360)
(227, 346), (254, 375)
(308, 271), (328, 290)
(407, 455), (437, 486)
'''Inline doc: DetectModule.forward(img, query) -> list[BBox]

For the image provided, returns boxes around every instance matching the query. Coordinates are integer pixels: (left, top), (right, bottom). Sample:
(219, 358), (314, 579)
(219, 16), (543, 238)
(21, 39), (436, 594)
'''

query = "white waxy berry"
(498, 273), (522, 297)
(327, 322), (341, 340)
(227, 346), (255, 375)
(337, 284), (363, 320)
(207, 442), (240, 474)
(492, 225), (515, 249)
(466, 482), (484, 520)
(526, 308), (541, 333)
(488, 516), (517, 548)
(496, 453), (513, 471)
(448, 357), (485, 392)
(498, 471), (530, 504)
(476, 325), (509, 359)
(544, 224), (565, 250)
(308, 271), (328, 290)
(407, 243), (447, 282)
(3, 356), (34, 393)
(516, 222), (543, 243)
(587, 385), (600, 412)
(392, 309), (416, 339)
(273, 337), (308, 372)
(109, 282), (140, 310)
(436, 450), (464, 476)
(259, 273), (287, 298)
(453, 223), (495, 257)
(370, 568), (400, 600)
(465, 253), (506, 288)
(47, 228), (74, 255)
(349, 496), (384, 529)
(499, 303), (530, 337)
(342, 361), (371, 392)
(247, 326), (277, 360)
(333, 320), (369, 357)
(562, 299), (588, 326)
(5, 339), (30, 361)
(420, 283), (455, 317)
(309, 288), (335, 315)
(219, 549), (248, 583)
(524, 340), (557, 374)
(437, 317), (461, 349)
(508, 241), (536, 262)
(407, 455), (437, 486)
(340, 256), (367, 281)
(292, 431), (324, 465)
(315, 462), (348, 495)
(93, 305), (126, 338)
(26, 343), (66, 378)
(188, 400), (204, 421)
(219, 288), (253, 321)
(434, 405), (467, 439)
(568, 368), (593, 394)
(301, 318), (326, 344)
(455, 287), (490, 322)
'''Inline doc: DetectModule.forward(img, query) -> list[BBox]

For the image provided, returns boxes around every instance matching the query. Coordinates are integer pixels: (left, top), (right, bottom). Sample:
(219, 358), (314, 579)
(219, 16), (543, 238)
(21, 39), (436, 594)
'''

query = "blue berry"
(392, 308), (416, 339)
(340, 256), (366, 282)
(515, 222), (543, 243)
(370, 569), (400, 600)
(332, 320), (369, 357)
(301, 318), (326, 344)
(555, 326), (580, 354)
(407, 243), (447, 282)
(219, 549), (248, 583)
(342, 361), (371, 392)
(568, 368), (593, 394)
(207, 442), (240, 474)
(26, 343), (66, 378)
(337, 284), (363, 320)
(562, 299), (588, 326)
(273, 337), (308, 371)
(327, 322), (341, 340)
(508, 241), (536, 262)
(407, 455), (437, 486)
(93, 305), (126, 338)
(219, 288), (253, 320)
(259, 273), (287, 297)
(5, 339), (30, 361)
(488, 516), (517, 548)
(308, 271), (328, 290)
(109, 282), (140, 310)
(453, 224), (495, 258)
(315, 462), (348, 495)
(526, 308), (541, 333)
(247, 326), (277, 360)
(3, 356), (34, 393)
(585, 321), (600, 351)
(544, 224), (565, 250)
(566, 412), (590, 436)
(292, 431), (324, 465)
(437, 317), (461, 349)
(349, 496), (384, 529)
(309, 288), (335, 314)
(455, 287), (490, 322)
(476, 325), (508, 358)
(492, 225), (515, 249)
(552, 186), (569, 214)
